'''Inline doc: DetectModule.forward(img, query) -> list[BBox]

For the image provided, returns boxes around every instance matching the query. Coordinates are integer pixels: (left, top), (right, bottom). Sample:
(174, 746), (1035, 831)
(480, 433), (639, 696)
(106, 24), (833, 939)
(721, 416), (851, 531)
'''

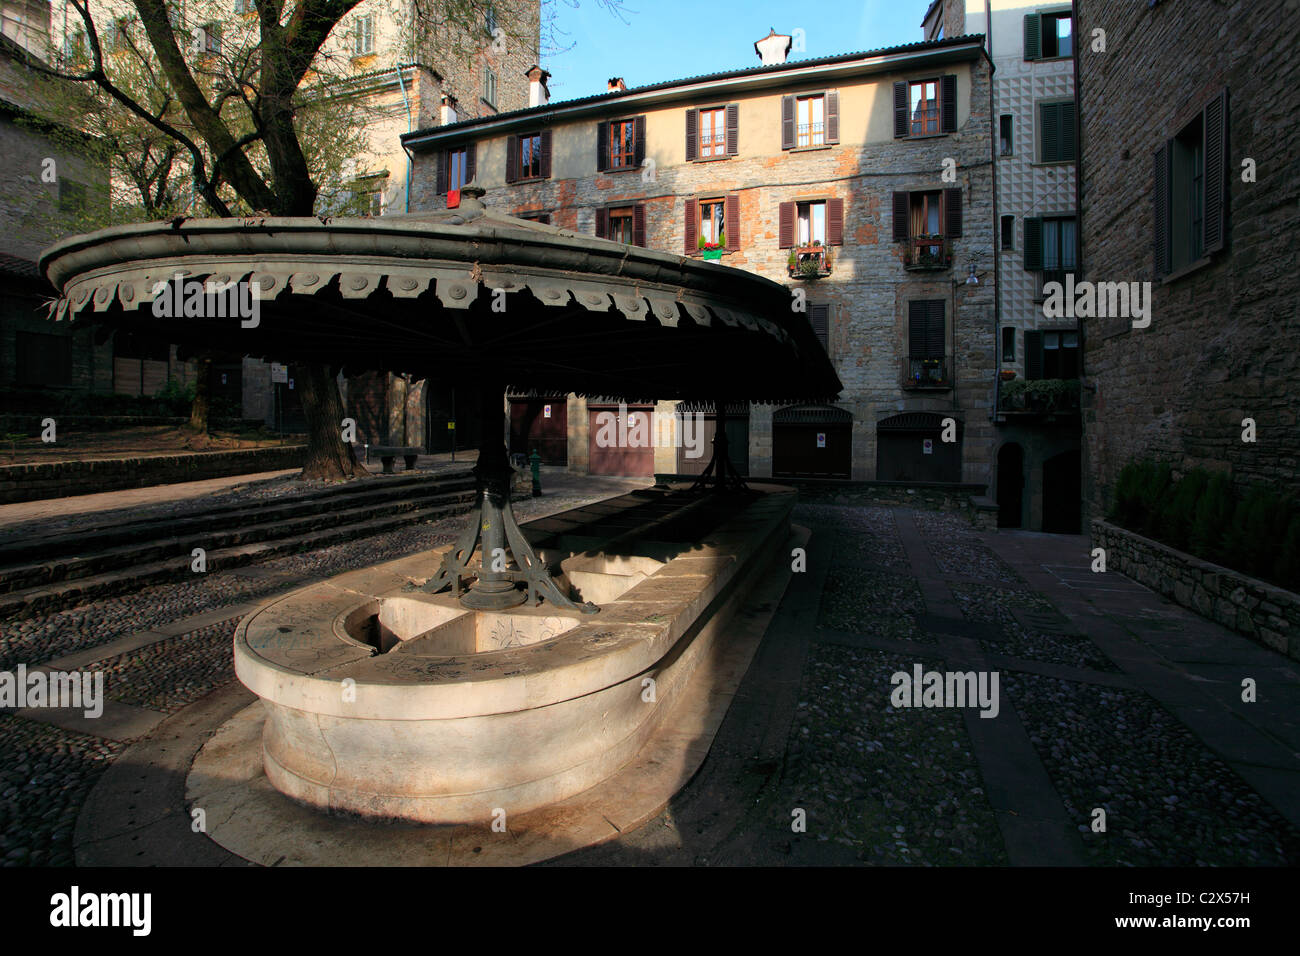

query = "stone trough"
(233, 484), (795, 825)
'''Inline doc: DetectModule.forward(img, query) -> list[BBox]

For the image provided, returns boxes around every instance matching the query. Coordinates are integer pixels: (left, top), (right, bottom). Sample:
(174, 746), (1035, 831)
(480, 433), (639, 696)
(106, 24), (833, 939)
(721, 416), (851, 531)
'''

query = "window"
(797, 201), (826, 246)
(909, 191), (942, 238)
(687, 105), (738, 160)
(1000, 114), (1013, 155)
(506, 130), (550, 181)
(796, 95), (824, 147)
(1024, 9), (1073, 60)
(485, 4), (497, 36)
(893, 76), (957, 138)
(518, 132), (541, 179)
(1024, 216), (1078, 292)
(684, 195), (739, 253)
(235, 0), (255, 15)
(1025, 330), (1079, 380)
(907, 300), (948, 386)
(1002, 327), (1016, 362)
(1156, 92), (1227, 277)
(694, 107), (725, 158)
(104, 16), (132, 51)
(1001, 215), (1015, 250)
(517, 211), (551, 224)
(197, 22), (222, 55)
(778, 198), (843, 249)
(1038, 101), (1076, 163)
(353, 14), (374, 55)
(609, 119), (635, 168)
(809, 303), (830, 351)
(699, 199), (725, 245)
(367, 188), (385, 217)
(57, 179), (86, 215)
(607, 206), (634, 244)
(484, 67), (498, 107)
(437, 144), (476, 194)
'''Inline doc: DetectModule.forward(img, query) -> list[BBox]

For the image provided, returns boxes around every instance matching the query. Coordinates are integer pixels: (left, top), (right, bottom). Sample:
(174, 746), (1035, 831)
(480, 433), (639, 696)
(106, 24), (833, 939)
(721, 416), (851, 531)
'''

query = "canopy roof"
(39, 186), (841, 403)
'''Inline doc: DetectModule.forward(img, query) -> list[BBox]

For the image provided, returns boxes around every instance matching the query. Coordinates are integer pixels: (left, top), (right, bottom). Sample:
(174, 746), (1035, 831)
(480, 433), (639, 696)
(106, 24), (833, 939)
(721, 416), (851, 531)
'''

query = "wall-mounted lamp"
(965, 263), (981, 285)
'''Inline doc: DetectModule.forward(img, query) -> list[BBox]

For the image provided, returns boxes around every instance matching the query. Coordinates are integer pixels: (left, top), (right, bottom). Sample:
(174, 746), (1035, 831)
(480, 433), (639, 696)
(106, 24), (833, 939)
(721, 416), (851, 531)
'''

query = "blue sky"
(541, 0), (930, 102)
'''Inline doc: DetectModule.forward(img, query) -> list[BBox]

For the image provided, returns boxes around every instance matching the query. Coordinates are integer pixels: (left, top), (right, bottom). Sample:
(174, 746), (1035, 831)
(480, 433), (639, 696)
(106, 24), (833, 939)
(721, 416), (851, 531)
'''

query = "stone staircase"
(0, 470), (478, 620)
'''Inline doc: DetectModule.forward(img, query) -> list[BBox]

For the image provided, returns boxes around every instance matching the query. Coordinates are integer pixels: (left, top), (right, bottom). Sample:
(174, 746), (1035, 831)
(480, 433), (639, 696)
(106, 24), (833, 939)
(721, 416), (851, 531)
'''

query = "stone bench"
(369, 446), (424, 474)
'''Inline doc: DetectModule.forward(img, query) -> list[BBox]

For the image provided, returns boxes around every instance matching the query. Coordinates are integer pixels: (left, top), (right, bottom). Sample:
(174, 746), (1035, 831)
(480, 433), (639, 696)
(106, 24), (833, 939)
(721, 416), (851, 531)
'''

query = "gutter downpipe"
(395, 63), (413, 212)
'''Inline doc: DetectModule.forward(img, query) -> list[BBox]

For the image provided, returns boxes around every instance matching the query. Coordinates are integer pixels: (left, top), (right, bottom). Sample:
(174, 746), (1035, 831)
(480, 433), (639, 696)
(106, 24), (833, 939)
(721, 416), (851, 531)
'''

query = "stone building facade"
(1074, 0), (1300, 519)
(924, 0), (1081, 533)
(403, 34), (998, 484)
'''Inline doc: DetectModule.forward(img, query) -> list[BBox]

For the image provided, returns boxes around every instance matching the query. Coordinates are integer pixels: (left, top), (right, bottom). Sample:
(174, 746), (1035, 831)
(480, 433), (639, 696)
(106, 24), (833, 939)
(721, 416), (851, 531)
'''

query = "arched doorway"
(1042, 448), (1082, 533)
(773, 404), (852, 479)
(876, 412), (961, 482)
(997, 443), (1024, 528)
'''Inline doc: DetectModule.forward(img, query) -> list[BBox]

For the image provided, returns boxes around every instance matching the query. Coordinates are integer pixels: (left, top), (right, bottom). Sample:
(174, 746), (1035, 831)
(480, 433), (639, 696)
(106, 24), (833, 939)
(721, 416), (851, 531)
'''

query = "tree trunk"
(296, 363), (366, 481)
(189, 357), (211, 434)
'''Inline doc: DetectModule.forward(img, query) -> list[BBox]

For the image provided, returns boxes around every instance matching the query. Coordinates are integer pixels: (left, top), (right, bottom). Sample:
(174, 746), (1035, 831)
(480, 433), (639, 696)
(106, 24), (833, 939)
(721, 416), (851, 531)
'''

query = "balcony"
(999, 378), (1081, 417)
(902, 355), (951, 389)
(788, 243), (833, 279)
(903, 236), (952, 271)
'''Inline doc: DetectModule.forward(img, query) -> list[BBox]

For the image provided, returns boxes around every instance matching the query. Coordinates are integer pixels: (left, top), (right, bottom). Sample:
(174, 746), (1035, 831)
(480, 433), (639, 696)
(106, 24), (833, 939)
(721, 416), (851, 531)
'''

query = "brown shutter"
(941, 74), (957, 132)
(825, 90), (839, 144)
(596, 121), (609, 171)
(634, 115), (647, 167)
(944, 187), (962, 238)
(505, 135), (519, 182)
(725, 102), (739, 156)
(465, 143), (476, 184)
(908, 301), (927, 357)
(436, 150), (448, 194)
(1202, 88), (1227, 255)
(927, 300), (946, 357)
(892, 191), (910, 241)
(893, 81), (909, 138)
(595, 207), (607, 239)
(685, 108), (698, 161)
(810, 303), (829, 351)
(1153, 144), (1170, 277)
(724, 193), (739, 249)
(827, 198), (844, 246)
(684, 198), (698, 253)
(539, 130), (552, 178)
(632, 203), (646, 247)
(781, 95), (795, 150)
(778, 200), (795, 248)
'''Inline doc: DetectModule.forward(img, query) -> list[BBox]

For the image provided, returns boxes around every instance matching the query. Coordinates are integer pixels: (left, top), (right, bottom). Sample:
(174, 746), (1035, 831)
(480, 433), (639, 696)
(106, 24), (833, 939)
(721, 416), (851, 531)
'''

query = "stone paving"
(3, 492), (1299, 867)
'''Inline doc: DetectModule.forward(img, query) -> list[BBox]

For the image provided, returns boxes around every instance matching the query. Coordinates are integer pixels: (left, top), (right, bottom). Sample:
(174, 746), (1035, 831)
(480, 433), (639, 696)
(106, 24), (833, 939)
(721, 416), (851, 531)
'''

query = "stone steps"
(0, 474), (480, 620)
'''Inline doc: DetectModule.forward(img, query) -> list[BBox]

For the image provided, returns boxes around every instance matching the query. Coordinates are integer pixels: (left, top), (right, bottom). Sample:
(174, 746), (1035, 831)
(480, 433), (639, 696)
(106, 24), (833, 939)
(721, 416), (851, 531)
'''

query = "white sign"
(544, 404), (552, 419)
(288, 378), (295, 390)
(270, 363), (288, 383)
(816, 432), (826, 448)
(923, 438), (934, 455)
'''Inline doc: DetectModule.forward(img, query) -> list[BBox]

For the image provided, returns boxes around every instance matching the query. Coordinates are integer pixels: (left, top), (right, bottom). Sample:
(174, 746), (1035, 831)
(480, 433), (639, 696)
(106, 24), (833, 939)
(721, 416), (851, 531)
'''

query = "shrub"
(1221, 486), (1288, 579)
(1110, 460), (1170, 534)
(1189, 473), (1234, 562)
(1156, 469), (1208, 551)
(1274, 511), (1300, 591)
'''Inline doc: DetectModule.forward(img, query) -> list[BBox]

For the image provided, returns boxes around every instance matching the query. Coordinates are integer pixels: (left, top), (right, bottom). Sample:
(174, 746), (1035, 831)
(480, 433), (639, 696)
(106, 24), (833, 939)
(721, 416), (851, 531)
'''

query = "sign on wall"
(923, 438), (934, 455)
(816, 432), (826, 448)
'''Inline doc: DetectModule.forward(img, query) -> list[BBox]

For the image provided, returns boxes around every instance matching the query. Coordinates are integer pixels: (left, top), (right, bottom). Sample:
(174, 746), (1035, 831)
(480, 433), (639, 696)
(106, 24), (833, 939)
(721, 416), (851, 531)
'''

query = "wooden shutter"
(810, 303), (830, 351)
(685, 108), (698, 161)
(1202, 88), (1227, 255)
(505, 135), (519, 183)
(825, 90), (839, 144)
(1025, 330), (1044, 380)
(908, 301), (944, 359)
(539, 130), (552, 178)
(724, 194), (739, 249)
(436, 150), (448, 194)
(1023, 216), (1044, 271)
(1059, 101), (1076, 161)
(827, 198), (844, 246)
(927, 301), (945, 357)
(465, 143), (476, 184)
(941, 74), (957, 133)
(892, 191), (910, 241)
(1040, 103), (1060, 163)
(595, 207), (608, 239)
(684, 198), (698, 253)
(893, 81), (909, 138)
(1153, 143), (1170, 277)
(725, 103), (739, 156)
(778, 201), (795, 248)
(596, 121), (609, 171)
(1024, 13), (1041, 61)
(634, 115), (647, 167)
(632, 203), (646, 247)
(944, 187), (962, 238)
(781, 95), (795, 150)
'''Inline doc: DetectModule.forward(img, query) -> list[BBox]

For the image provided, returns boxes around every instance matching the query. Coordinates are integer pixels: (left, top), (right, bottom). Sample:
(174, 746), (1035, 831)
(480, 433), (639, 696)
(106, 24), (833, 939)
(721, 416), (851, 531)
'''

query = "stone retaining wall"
(1092, 519), (1300, 662)
(0, 446), (307, 504)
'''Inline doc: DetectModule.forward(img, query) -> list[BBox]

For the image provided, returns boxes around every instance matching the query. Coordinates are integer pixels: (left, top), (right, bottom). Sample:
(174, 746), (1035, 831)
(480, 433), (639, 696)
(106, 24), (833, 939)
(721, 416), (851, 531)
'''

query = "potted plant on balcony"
(699, 233), (726, 260)
(906, 235), (950, 269)
(789, 239), (830, 279)
(1000, 369), (1017, 381)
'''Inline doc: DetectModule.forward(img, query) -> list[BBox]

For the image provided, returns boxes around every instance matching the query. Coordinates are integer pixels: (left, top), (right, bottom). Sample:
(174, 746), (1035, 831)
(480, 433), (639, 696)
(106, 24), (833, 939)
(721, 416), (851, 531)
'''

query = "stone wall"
(0, 445), (306, 504)
(1092, 519), (1300, 663)
(1076, 0), (1300, 522)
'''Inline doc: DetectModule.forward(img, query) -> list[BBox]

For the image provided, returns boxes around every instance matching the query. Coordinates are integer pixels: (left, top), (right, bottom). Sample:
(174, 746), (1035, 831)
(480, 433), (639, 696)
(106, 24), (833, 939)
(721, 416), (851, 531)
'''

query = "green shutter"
(1025, 330), (1043, 380)
(1040, 103), (1060, 163)
(1024, 217), (1044, 271)
(1024, 13), (1042, 61)
(1059, 101), (1076, 162)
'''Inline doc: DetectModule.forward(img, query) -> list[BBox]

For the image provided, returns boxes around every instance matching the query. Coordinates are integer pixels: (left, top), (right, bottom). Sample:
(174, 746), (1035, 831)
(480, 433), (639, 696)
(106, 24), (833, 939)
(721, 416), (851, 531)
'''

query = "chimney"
(607, 77), (626, 93)
(440, 93), (458, 126)
(526, 65), (551, 107)
(754, 28), (793, 65)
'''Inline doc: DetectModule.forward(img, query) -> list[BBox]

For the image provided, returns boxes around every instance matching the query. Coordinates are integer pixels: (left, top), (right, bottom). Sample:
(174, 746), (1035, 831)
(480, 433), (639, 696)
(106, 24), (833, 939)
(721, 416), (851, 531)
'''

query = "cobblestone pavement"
(5, 495), (1299, 867)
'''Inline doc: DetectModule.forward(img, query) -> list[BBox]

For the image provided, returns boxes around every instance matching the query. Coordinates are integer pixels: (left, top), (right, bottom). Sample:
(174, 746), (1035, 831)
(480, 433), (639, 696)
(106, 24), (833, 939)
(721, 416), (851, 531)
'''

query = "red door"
(587, 406), (654, 476)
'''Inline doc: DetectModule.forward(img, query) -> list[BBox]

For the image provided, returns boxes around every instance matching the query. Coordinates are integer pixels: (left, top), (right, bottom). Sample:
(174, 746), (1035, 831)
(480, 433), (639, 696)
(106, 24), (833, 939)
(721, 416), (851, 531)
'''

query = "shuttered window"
(809, 303), (830, 352)
(1025, 330), (1079, 380)
(1025, 10), (1072, 61)
(908, 301), (946, 360)
(437, 145), (476, 194)
(778, 199), (843, 248)
(686, 104), (739, 160)
(892, 76), (958, 138)
(781, 92), (838, 149)
(599, 204), (645, 246)
(1157, 88), (1227, 277)
(507, 130), (551, 182)
(1038, 101), (1076, 163)
(1023, 216), (1077, 287)
(892, 190), (962, 240)
(685, 194), (740, 253)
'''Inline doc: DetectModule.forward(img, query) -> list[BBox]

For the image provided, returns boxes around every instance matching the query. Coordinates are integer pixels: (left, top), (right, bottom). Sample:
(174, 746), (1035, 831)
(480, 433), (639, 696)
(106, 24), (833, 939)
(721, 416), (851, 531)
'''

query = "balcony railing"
(903, 236), (952, 270)
(788, 244), (833, 279)
(699, 132), (726, 157)
(902, 355), (951, 389)
(795, 122), (825, 147)
(999, 378), (1081, 415)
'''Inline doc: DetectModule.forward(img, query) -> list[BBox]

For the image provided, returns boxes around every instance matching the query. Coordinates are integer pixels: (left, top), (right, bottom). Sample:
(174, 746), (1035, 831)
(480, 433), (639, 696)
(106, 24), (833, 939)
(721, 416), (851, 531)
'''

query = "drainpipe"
(395, 64), (414, 213)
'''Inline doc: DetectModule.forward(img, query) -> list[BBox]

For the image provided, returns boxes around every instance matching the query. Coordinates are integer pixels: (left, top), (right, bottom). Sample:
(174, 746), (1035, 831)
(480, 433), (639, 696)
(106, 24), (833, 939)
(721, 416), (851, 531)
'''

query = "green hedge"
(1108, 461), (1299, 592)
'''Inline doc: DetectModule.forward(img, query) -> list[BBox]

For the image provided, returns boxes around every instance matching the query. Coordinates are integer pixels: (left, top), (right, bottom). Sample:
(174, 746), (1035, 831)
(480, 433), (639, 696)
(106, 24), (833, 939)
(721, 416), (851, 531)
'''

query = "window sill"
(601, 165), (640, 173)
(1161, 255), (1214, 285)
(1031, 159), (1076, 168)
(691, 155), (732, 162)
(899, 132), (951, 141)
(480, 99), (498, 113)
(508, 176), (548, 185)
(788, 144), (834, 153)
